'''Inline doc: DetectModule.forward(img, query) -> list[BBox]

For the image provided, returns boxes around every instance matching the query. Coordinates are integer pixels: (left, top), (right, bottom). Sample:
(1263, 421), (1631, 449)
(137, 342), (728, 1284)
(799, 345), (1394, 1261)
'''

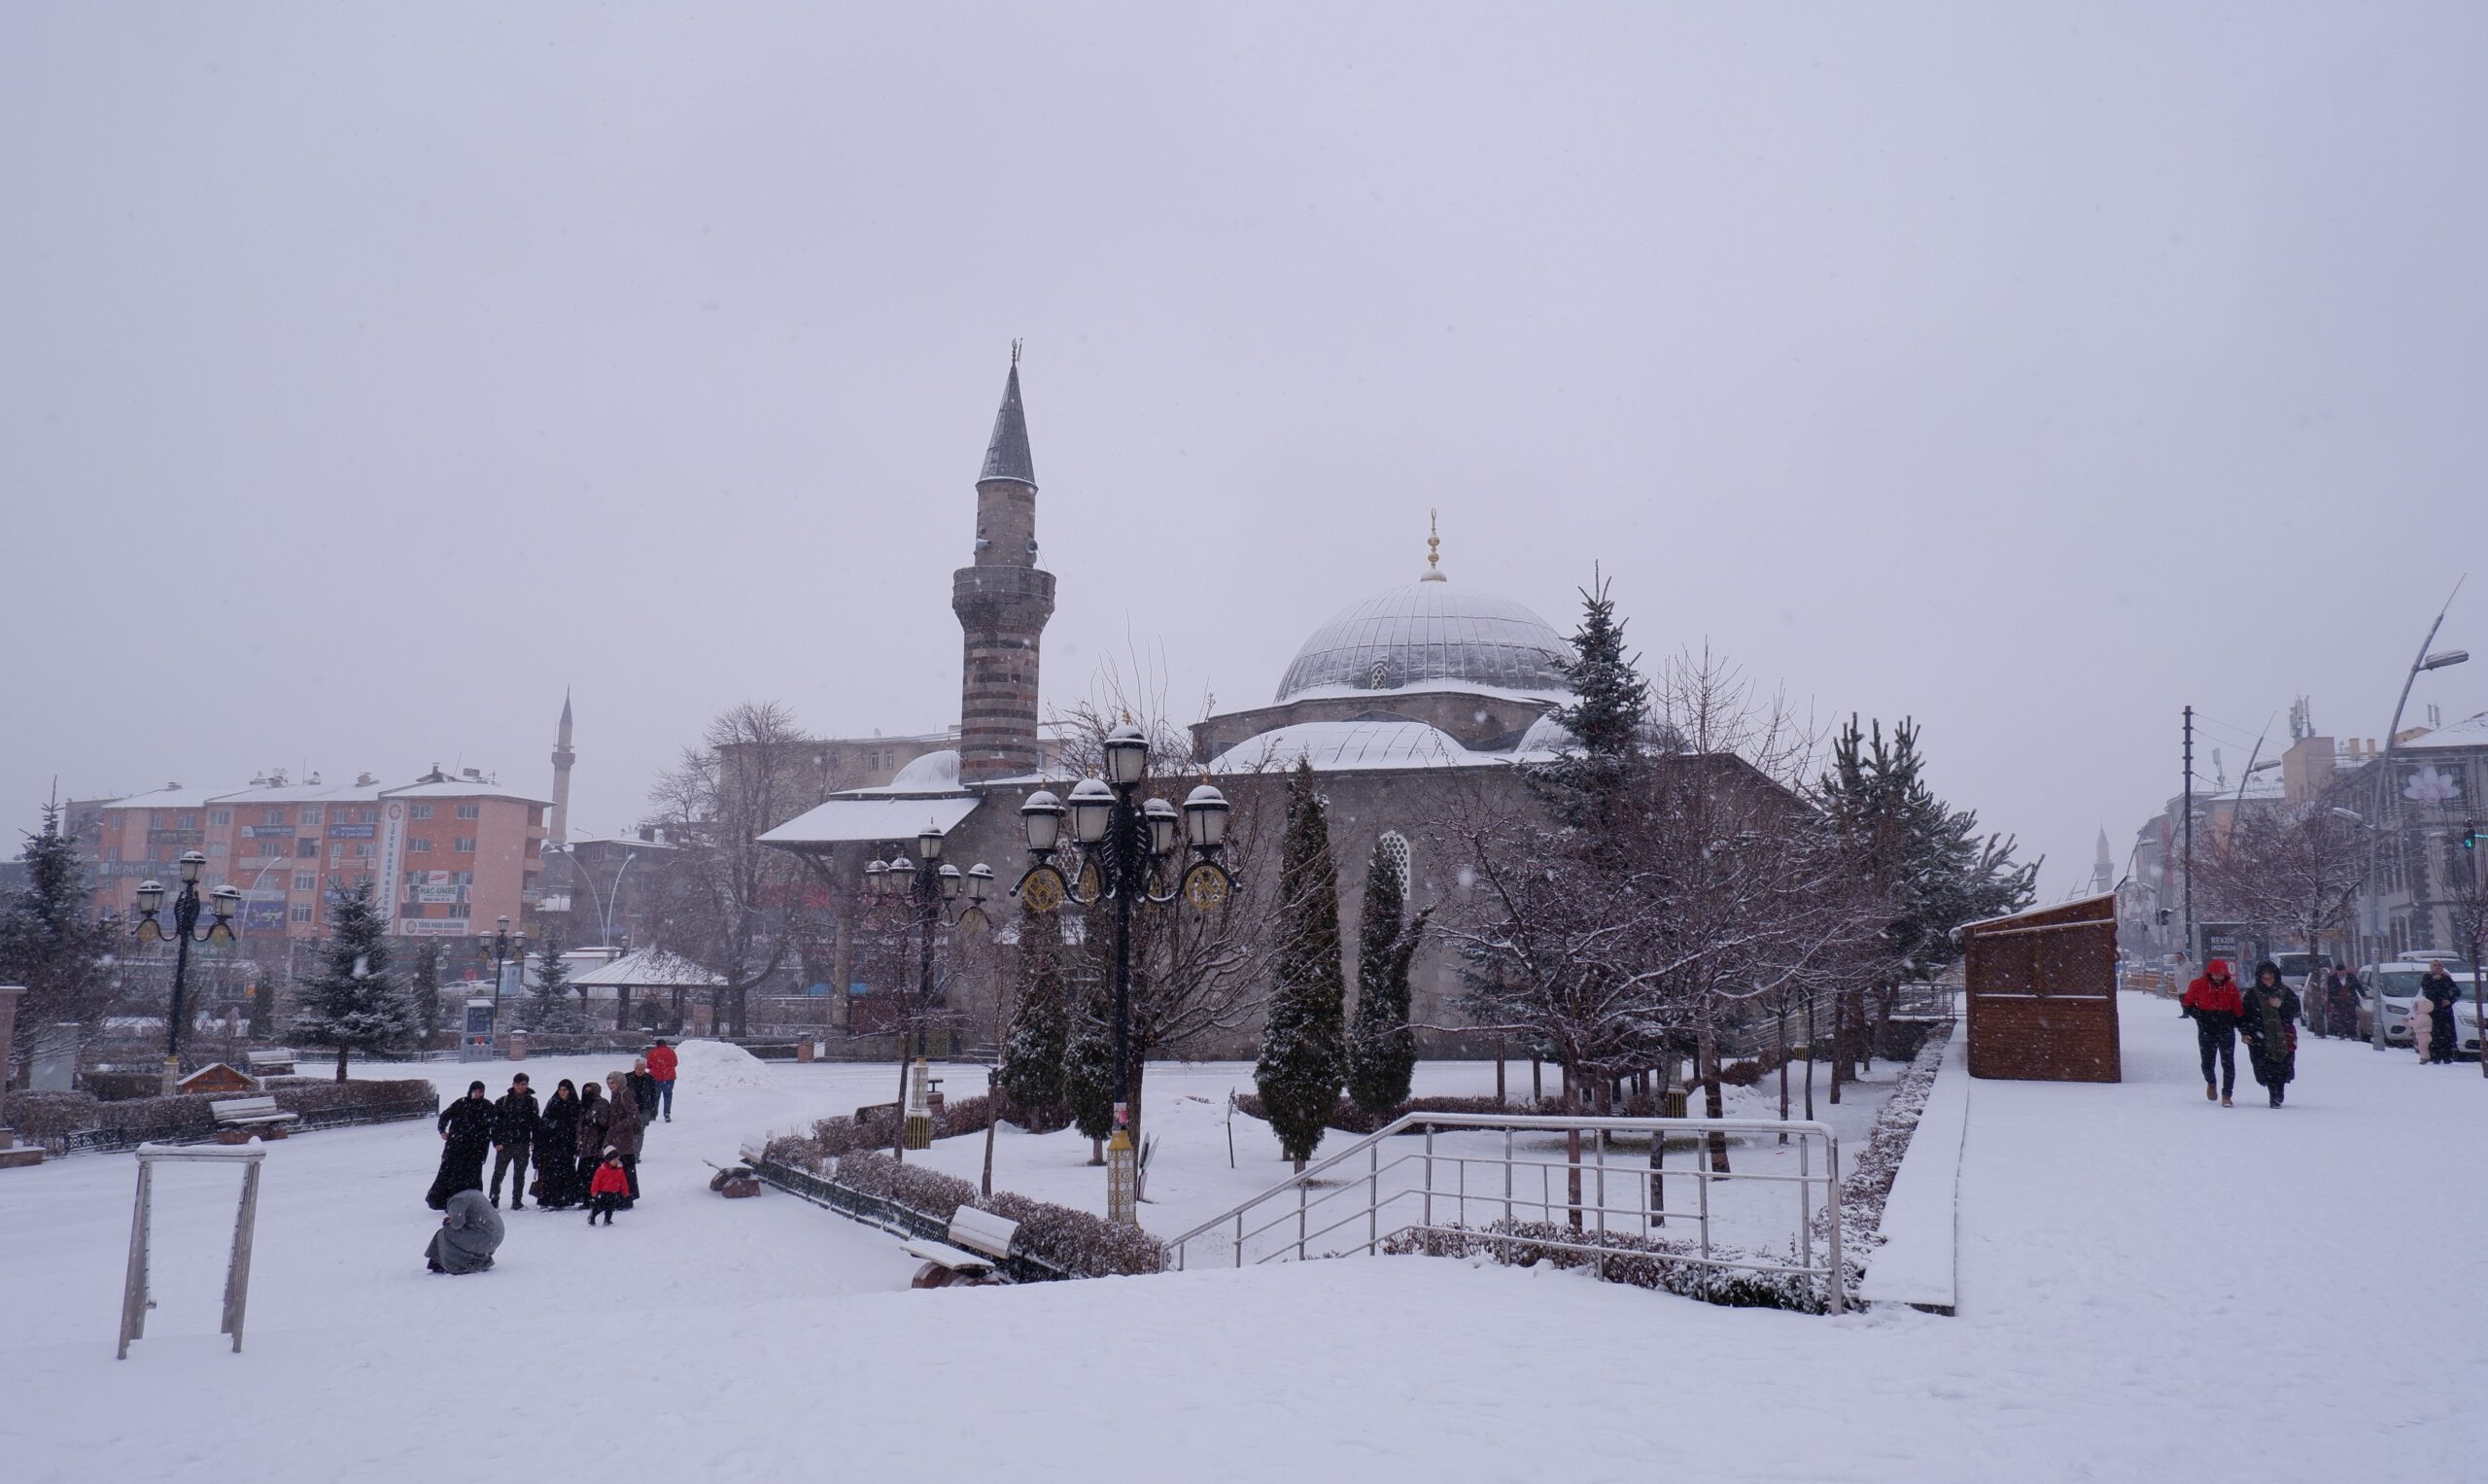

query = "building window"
(408, 838), (432, 854)
(208, 842), (228, 858)
(355, 843), (373, 858)
(411, 804), (432, 820)
(291, 904), (314, 923)
(294, 873), (317, 891)
(455, 804), (480, 820)
(454, 837), (476, 854)
(300, 805), (323, 825)
(257, 840), (285, 857)
(297, 838), (318, 856)
(262, 808), (285, 826)
(453, 871), (473, 885)
(209, 811), (231, 827)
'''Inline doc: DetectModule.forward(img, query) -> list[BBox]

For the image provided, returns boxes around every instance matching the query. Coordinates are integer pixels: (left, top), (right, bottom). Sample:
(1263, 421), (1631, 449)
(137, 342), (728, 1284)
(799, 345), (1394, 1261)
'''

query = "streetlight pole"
(2362, 586), (2467, 1049)
(131, 851), (240, 1095)
(862, 825), (992, 1157)
(477, 915), (524, 1055)
(1014, 721), (1237, 1224)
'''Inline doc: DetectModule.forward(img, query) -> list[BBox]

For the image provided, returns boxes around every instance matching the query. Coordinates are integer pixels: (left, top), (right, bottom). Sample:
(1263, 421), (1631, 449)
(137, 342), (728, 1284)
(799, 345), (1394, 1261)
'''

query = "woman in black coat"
(2239, 961), (2302, 1108)
(426, 1082), (496, 1210)
(573, 1080), (609, 1192)
(535, 1080), (584, 1208)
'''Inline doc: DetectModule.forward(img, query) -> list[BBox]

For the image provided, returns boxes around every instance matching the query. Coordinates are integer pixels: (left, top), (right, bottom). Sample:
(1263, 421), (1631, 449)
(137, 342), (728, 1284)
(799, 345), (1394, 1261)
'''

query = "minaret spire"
(548, 688), (576, 849)
(954, 348), (1056, 783)
(1419, 508), (1447, 582)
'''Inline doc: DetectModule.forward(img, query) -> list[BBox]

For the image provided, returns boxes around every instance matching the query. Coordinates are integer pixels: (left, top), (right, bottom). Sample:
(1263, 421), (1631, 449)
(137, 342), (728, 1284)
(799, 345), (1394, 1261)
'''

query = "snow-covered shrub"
(935, 1093), (993, 1138)
(1815, 1024), (1951, 1259)
(269, 1078), (435, 1117)
(826, 1149), (1168, 1279)
(1232, 1092), (1542, 1136)
(1383, 1220), (1836, 1313)
(0, 1089), (102, 1142)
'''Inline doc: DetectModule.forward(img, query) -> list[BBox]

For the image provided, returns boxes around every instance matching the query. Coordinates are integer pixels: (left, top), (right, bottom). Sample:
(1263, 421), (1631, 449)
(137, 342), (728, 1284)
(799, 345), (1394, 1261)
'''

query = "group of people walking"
(2181, 959), (2301, 1108)
(424, 1040), (680, 1267)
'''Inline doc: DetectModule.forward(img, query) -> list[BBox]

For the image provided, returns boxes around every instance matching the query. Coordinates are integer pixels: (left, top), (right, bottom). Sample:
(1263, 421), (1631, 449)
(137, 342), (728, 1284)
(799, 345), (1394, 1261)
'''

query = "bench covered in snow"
(901, 1206), (1019, 1289)
(209, 1095), (299, 1133)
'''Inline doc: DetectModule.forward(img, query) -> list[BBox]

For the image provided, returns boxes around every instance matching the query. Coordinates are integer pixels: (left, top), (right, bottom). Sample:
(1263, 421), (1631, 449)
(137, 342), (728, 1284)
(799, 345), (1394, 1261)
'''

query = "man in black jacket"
(488, 1073), (539, 1210)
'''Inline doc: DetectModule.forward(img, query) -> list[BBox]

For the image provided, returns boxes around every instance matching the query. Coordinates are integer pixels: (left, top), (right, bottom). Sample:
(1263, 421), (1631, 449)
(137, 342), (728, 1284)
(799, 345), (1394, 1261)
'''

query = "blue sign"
(328, 824), (377, 840)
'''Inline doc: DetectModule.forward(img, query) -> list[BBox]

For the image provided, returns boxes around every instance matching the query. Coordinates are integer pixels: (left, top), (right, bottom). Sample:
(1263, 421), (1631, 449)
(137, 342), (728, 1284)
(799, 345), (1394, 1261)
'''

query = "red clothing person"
(587, 1154), (631, 1225)
(645, 1039), (679, 1122)
(2182, 959), (2246, 1104)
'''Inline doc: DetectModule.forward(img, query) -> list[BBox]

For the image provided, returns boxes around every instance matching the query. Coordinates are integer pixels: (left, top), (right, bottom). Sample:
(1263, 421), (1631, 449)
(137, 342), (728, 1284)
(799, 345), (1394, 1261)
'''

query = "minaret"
(549, 689), (576, 848)
(951, 346), (1056, 783)
(2092, 827), (2114, 895)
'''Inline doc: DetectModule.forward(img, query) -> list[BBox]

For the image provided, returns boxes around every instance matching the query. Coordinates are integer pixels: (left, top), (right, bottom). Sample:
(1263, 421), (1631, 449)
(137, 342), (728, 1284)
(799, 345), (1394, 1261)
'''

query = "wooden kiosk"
(1960, 892), (2122, 1082)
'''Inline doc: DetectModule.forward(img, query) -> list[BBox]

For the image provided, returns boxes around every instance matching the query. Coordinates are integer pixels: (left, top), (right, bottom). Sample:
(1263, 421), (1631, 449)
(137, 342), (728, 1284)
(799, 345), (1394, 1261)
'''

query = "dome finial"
(1420, 508), (1446, 582)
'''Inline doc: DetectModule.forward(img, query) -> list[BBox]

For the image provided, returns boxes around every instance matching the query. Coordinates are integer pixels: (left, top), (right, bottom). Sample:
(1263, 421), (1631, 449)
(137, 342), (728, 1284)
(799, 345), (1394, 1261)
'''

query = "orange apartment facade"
(88, 770), (547, 943)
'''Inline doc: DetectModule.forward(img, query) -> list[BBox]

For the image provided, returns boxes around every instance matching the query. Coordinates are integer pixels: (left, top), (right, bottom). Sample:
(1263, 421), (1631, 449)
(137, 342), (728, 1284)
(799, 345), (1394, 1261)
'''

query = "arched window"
(1376, 830), (1412, 897)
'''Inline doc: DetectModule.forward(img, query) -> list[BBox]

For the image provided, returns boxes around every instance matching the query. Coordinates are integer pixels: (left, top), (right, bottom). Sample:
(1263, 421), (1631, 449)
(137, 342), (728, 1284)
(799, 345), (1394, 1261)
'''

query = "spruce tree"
(522, 933), (585, 1033)
(1000, 907), (1069, 1118)
(1255, 759), (1348, 1168)
(0, 802), (121, 1065)
(1548, 569), (1649, 758)
(1345, 838), (1431, 1118)
(1061, 921), (1117, 1152)
(292, 881), (418, 1080)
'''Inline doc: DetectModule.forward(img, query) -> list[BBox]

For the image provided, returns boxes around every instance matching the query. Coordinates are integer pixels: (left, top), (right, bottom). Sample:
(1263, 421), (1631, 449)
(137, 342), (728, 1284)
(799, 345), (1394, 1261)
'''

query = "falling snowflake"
(2402, 766), (2463, 807)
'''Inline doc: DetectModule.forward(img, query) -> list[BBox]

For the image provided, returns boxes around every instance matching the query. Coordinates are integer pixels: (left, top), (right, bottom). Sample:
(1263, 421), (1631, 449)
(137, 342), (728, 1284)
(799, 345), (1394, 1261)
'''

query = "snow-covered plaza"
(1, 996), (2478, 1482)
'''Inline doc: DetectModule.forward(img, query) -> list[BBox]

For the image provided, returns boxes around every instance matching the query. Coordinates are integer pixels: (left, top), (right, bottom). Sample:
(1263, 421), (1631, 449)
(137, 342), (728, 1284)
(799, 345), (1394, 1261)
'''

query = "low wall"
(1855, 1031), (1969, 1314)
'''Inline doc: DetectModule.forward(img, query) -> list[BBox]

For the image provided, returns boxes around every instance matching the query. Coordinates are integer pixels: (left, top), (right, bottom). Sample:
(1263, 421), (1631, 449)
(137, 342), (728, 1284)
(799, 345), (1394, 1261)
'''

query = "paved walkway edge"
(1856, 1030), (1968, 1314)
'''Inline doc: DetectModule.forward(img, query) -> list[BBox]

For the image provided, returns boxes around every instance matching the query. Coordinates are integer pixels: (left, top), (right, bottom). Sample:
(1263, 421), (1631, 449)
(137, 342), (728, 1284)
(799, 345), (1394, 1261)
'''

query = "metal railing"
(1162, 1111), (1846, 1313)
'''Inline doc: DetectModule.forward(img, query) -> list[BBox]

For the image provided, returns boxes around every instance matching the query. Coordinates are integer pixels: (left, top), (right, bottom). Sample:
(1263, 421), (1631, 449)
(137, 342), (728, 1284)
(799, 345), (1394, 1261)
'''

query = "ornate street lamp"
(131, 850), (240, 1094)
(861, 823), (993, 1154)
(477, 915), (525, 1053)
(1015, 721), (1238, 1223)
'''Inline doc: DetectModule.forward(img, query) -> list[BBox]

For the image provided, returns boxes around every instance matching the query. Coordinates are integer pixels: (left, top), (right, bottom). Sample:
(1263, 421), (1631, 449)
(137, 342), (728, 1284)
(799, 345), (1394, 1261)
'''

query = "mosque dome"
(1273, 574), (1573, 705)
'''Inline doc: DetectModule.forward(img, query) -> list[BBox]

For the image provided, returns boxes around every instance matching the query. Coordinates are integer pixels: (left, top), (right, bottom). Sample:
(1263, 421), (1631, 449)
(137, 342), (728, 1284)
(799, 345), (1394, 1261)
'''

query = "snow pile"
(672, 1038), (775, 1089)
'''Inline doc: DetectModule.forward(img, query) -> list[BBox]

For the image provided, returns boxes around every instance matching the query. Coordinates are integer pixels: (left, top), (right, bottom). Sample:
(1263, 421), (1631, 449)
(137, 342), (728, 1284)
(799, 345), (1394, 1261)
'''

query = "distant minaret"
(952, 346), (1056, 783)
(549, 689), (576, 848)
(2091, 827), (2114, 895)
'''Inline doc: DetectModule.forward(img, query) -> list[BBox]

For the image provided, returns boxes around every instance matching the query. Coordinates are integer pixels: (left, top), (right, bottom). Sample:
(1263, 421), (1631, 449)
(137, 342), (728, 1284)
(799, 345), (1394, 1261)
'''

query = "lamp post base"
(1105, 1126), (1137, 1225)
(159, 1054), (182, 1098)
(903, 1056), (933, 1150)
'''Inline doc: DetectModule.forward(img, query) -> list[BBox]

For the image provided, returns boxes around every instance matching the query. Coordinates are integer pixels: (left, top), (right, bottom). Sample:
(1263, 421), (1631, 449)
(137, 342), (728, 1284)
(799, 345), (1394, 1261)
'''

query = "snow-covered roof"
(879, 748), (961, 792)
(383, 778), (550, 806)
(2400, 710), (2488, 751)
(570, 949), (727, 988)
(1513, 710), (1581, 759)
(758, 793), (983, 847)
(1207, 720), (1496, 775)
(100, 783), (248, 811)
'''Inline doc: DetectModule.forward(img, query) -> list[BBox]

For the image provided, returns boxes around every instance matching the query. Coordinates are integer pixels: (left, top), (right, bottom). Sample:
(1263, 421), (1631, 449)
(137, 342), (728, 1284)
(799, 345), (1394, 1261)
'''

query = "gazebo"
(569, 950), (727, 1035)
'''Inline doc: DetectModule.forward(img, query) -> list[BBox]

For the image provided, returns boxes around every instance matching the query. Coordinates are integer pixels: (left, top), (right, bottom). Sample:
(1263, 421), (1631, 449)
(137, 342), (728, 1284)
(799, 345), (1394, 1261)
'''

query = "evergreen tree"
(1255, 759), (1348, 1168)
(407, 941), (445, 1044)
(0, 802), (121, 1075)
(292, 881), (418, 1080)
(1000, 907), (1069, 1117)
(522, 933), (585, 1033)
(1061, 917), (1117, 1149)
(1548, 569), (1650, 759)
(1345, 838), (1431, 1118)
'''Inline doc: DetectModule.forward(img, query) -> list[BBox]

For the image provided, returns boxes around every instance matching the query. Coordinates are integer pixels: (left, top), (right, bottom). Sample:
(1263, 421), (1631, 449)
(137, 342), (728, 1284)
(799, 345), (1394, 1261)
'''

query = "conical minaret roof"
(979, 349), (1036, 489)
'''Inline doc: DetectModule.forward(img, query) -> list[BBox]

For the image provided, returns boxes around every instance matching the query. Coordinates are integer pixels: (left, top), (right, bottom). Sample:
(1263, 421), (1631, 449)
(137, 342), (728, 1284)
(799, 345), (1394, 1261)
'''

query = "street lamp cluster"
(862, 822), (993, 1152)
(478, 915), (525, 1051)
(131, 850), (241, 1094)
(1013, 721), (1235, 1223)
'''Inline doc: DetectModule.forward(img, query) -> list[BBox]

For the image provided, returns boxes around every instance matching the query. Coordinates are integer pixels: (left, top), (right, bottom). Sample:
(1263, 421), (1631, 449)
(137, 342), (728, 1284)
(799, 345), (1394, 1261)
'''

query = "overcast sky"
(3, 5), (2482, 899)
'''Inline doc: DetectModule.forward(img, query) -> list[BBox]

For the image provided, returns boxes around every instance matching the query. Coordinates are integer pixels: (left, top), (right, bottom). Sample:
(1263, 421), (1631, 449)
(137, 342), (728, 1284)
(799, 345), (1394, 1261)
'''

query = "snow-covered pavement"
(4, 1001), (2482, 1482)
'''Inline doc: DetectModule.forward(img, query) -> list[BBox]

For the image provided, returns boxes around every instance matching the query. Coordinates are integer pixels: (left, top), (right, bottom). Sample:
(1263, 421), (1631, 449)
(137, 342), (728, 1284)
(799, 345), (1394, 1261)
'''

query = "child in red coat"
(588, 1149), (631, 1225)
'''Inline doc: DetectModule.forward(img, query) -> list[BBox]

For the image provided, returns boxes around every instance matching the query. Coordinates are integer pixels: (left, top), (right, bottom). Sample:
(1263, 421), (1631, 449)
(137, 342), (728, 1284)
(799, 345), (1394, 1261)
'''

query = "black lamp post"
(132, 850), (240, 1095)
(477, 915), (524, 1053)
(862, 823), (992, 1153)
(1015, 721), (1235, 1223)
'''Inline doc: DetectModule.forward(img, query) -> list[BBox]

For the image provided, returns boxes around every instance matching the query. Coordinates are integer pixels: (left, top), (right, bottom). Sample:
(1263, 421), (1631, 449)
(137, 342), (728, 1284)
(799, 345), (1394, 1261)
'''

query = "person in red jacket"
(587, 1149), (632, 1226)
(2182, 958), (2247, 1106)
(646, 1038), (678, 1122)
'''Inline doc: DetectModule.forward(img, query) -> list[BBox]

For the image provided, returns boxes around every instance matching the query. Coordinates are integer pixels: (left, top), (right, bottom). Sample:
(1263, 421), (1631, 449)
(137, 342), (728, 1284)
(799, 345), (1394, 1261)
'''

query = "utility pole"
(2182, 707), (2195, 965)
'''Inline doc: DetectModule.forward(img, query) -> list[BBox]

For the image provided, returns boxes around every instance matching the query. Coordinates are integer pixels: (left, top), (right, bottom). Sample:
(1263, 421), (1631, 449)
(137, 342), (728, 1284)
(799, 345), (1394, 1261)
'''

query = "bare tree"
(2194, 791), (2367, 1030)
(644, 702), (822, 1037)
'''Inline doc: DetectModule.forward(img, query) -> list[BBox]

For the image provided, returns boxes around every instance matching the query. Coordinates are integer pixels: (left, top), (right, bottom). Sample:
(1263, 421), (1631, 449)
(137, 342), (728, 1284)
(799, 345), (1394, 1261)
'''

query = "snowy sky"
(2, 4), (2482, 899)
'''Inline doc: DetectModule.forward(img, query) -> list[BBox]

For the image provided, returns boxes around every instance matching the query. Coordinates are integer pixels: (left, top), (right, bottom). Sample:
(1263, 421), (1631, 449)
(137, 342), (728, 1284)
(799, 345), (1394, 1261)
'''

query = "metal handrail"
(1163, 1111), (1845, 1313)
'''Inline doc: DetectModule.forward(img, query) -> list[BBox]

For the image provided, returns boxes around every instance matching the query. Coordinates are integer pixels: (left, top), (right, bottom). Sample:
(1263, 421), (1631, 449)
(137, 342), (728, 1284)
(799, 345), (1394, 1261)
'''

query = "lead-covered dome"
(1274, 578), (1572, 704)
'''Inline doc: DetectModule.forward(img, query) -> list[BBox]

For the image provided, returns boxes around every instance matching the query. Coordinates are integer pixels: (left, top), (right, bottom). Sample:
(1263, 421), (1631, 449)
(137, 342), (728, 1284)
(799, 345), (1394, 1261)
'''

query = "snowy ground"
(3, 1001), (2481, 1482)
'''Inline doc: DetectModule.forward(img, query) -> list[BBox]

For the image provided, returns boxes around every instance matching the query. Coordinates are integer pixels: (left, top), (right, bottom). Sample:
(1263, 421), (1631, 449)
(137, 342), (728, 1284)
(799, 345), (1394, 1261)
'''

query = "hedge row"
(2, 1078), (438, 1153)
(1383, 1220), (1837, 1313)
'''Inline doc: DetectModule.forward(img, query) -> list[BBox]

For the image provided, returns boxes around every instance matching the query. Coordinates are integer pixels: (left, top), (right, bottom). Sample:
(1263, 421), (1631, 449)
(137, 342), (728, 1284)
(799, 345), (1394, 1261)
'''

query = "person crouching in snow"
(428, 1188), (504, 1273)
(2182, 958), (2246, 1106)
(587, 1149), (631, 1226)
(2239, 960), (2300, 1108)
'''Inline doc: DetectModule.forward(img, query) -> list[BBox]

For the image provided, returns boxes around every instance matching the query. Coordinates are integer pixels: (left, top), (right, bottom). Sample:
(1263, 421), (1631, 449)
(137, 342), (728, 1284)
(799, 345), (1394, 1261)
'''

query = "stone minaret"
(549, 688), (575, 848)
(951, 348), (1055, 783)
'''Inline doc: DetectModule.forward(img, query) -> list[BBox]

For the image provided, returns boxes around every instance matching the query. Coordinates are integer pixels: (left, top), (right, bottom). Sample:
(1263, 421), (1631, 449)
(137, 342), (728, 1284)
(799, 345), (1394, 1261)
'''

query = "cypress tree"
(292, 881), (418, 1080)
(407, 940), (446, 1044)
(1255, 759), (1348, 1168)
(1345, 838), (1431, 1118)
(1000, 907), (1070, 1118)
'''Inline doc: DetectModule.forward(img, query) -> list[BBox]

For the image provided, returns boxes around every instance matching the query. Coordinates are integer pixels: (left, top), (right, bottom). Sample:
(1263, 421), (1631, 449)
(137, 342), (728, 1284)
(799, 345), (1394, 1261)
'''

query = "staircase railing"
(1161, 1111), (1846, 1313)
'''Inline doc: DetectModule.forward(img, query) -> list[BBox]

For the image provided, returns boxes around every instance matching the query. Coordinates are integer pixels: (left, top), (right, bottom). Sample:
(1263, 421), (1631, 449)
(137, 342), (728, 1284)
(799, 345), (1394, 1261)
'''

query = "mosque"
(761, 358), (1586, 1053)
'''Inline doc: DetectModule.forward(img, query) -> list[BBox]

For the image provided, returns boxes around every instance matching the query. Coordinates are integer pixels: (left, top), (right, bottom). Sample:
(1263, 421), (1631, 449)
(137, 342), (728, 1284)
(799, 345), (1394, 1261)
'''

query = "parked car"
(2273, 951), (2333, 993)
(2355, 961), (2485, 1053)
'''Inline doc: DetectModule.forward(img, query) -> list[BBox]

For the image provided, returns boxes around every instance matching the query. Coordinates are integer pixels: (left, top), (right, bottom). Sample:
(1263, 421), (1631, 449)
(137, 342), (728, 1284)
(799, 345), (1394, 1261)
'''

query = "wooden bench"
(209, 1096), (300, 1138)
(246, 1049), (297, 1077)
(901, 1206), (1020, 1289)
